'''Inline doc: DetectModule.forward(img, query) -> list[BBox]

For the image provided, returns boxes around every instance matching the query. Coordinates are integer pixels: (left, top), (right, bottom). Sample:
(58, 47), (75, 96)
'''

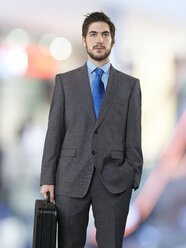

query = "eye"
(103, 33), (110, 37)
(90, 33), (96, 37)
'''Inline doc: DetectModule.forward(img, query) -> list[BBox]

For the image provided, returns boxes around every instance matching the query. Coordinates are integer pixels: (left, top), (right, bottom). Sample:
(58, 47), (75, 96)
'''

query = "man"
(40, 12), (143, 248)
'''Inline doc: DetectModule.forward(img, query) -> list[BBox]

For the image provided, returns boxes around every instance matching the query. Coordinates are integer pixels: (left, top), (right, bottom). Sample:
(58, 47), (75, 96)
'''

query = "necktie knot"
(95, 68), (104, 77)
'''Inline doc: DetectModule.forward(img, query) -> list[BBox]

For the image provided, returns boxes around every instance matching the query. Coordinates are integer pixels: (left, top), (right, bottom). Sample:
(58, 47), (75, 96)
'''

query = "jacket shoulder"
(113, 67), (139, 83)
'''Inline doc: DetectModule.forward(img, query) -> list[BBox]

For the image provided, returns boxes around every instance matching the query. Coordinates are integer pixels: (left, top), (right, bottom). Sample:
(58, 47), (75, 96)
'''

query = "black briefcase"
(32, 192), (58, 248)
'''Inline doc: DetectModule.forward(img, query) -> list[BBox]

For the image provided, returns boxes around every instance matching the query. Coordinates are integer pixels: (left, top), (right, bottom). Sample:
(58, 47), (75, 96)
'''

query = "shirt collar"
(87, 60), (110, 74)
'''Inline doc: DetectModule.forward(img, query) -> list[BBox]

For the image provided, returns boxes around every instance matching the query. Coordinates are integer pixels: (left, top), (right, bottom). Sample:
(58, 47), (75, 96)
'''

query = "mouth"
(94, 46), (105, 50)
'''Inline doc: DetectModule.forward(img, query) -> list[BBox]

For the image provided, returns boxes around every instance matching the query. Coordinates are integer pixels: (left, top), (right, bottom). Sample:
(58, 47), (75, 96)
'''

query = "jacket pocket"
(111, 150), (124, 159)
(60, 148), (76, 157)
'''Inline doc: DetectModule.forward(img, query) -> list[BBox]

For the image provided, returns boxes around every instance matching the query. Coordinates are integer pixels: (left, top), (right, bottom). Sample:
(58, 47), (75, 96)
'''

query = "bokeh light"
(138, 225), (160, 248)
(49, 37), (72, 61)
(39, 33), (56, 56)
(6, 28), (30, 48)
(0, 45), (28, 77)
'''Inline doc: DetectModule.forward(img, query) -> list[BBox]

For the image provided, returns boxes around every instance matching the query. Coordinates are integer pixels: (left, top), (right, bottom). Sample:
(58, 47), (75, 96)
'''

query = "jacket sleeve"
(40, 74), (65, 185)
(126, 79), (143, 190)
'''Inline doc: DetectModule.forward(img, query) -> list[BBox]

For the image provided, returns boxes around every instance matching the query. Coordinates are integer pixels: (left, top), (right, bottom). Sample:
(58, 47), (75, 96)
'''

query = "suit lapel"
(95, 65), (118, 130)
(75, 63), (119, 128)
(76, 64), (96, 123)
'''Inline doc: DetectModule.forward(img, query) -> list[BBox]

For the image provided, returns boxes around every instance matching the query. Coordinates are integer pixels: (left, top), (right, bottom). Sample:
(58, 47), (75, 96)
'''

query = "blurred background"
(0, 0), (186, 247)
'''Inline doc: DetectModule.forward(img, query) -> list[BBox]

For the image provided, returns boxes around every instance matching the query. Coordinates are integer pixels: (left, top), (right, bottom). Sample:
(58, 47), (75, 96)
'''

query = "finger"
(40, 188), (45, 198)
(50, 189), (54, 203)
(40, 186), (45, 198)
(43, 191), (47, 200)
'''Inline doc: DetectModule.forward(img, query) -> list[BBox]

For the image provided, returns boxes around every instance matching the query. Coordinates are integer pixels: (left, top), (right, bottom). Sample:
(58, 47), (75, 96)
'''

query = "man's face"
(82, 21), (115, 62)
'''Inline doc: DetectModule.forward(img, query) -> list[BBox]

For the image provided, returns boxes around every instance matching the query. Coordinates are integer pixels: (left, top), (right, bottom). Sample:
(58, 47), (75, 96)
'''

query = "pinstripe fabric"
(40, 62), (143, 247)
(55, 168), (132, 248)
(40, 63), (143, 198)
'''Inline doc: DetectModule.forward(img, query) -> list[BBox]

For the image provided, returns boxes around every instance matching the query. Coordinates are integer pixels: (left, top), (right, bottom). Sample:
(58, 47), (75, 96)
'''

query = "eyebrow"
(89, 31), (111, 34)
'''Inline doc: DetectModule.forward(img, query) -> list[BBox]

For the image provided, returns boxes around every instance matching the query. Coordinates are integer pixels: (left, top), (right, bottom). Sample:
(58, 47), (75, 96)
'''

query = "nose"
(97, 34), (103, 43)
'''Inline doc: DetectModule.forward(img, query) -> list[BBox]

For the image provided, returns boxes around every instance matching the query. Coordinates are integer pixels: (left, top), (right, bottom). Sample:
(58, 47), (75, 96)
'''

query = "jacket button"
(92, 150), (96, 155)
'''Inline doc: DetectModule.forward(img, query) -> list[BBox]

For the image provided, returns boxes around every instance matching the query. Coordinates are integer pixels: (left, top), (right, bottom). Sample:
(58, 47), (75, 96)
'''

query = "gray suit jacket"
(40, 63), (143, 198)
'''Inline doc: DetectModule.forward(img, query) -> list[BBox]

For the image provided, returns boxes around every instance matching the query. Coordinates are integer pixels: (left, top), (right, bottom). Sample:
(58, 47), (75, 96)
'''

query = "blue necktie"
(92, 68), (105, 119)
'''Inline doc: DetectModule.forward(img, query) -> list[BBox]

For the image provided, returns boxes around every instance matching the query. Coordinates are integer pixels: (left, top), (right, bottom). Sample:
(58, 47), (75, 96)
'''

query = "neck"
(88, 56), (110, 67)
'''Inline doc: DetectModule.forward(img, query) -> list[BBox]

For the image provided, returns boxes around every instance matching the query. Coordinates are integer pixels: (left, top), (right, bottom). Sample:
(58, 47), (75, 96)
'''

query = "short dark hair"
(82, 12), (115, 40)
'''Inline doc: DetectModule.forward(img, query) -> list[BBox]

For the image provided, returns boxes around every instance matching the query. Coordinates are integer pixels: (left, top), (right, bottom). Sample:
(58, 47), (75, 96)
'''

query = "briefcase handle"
(44, 191), (51, 207)
(46, 191), (50, 202)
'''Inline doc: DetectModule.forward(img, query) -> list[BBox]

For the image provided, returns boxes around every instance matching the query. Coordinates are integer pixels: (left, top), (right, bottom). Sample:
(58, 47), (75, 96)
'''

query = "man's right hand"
(40, 185), (55, 203)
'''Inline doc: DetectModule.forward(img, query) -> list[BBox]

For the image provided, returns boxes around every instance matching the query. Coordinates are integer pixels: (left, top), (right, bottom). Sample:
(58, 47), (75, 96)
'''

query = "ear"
(82, 36), (86, 47)
(111, 38), (115, 47)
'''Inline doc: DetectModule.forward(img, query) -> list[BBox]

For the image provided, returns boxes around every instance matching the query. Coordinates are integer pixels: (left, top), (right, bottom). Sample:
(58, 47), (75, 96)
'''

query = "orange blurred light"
(26, 45), (61, 80)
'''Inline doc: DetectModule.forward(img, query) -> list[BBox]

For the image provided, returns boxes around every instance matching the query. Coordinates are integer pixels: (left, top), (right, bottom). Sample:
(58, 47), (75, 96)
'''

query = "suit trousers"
(55, 167), (132, 248)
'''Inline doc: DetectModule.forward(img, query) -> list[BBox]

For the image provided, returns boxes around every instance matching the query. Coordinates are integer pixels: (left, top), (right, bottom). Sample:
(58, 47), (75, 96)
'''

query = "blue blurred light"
(138, 224), (161, 248)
